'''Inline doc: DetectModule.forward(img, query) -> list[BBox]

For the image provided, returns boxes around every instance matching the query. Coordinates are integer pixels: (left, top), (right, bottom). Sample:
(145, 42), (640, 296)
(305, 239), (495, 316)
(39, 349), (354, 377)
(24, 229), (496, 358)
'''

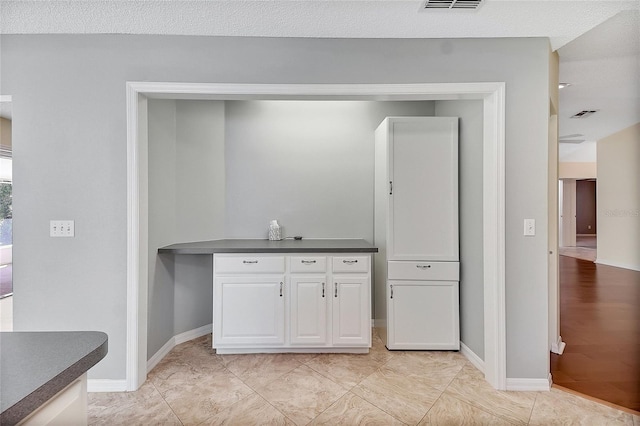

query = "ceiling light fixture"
(558, 83), (572, 89)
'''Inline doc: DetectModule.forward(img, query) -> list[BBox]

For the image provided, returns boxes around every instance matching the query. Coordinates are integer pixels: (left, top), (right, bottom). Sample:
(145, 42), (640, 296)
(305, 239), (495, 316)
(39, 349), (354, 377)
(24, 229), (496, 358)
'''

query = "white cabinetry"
(214, 276), (285, 345)
(213, 253), (371, 354)
(290, 275), (328, 345)
(374, 117), (460, 350)
(18, 374), (88, 426)
(332, 277), (370, 346)
(387, 261), (460, 349)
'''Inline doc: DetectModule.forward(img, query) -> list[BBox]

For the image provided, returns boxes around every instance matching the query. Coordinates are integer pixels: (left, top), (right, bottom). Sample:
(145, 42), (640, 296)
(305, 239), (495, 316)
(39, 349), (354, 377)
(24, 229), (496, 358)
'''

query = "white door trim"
(125, 82), (507, 390)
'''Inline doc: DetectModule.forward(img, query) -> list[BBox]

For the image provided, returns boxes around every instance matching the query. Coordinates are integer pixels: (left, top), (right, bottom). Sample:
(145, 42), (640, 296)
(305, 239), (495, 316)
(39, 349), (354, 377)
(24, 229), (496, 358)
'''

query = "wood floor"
(551, 255), (640, 413)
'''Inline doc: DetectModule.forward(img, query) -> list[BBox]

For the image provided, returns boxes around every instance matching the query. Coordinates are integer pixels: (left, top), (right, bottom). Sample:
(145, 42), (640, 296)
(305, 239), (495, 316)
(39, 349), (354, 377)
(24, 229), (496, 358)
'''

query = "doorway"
(575, 179), (597, 251)
(125, 82), (508, 392)
(559, 178), (597, 262)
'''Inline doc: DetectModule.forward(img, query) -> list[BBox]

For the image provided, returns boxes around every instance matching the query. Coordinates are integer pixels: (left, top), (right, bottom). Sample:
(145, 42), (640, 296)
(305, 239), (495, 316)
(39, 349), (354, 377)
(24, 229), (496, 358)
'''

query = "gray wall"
(225, 100), (434, 240)
(435, 100), (485, 360)
(2, 35), (551, 380)
(173, 101), (224, 337)
(148, 100), (177, 358)
(147, 100), (224, 357)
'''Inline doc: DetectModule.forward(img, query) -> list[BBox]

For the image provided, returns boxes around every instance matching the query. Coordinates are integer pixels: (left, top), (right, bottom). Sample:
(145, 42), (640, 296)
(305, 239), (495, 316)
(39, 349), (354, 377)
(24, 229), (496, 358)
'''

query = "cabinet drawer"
(388, 261), (459, 281)
(332, 256), (370, 273)
(290, 256), (327, 273)
(215, 255), (285, 274)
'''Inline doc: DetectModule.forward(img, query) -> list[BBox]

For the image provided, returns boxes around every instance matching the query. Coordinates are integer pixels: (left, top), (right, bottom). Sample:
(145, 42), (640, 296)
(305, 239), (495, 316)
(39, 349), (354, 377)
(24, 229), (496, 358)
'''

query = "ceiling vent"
(570, 110), (598, 119)
(421, 0), (484, 10)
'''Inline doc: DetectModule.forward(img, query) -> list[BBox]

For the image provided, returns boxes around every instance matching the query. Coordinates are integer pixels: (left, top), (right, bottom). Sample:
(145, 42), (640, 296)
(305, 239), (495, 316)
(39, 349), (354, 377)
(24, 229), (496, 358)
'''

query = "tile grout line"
(526, 392), (539, 425)
(149, 379), (185, 426)
(440, 361), (523, 425)
(295, 344), (407, 425)
(227, 358), (310, 425)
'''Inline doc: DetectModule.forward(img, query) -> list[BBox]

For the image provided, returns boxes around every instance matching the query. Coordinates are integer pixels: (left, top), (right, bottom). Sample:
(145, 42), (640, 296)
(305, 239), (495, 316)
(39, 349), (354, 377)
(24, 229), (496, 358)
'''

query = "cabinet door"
(332, 276), (370, 346)
(214, 276), (285, 346)
(387, 280), (459, 350)
(388, 117), (458, 261)
(290, 276), (328, 345)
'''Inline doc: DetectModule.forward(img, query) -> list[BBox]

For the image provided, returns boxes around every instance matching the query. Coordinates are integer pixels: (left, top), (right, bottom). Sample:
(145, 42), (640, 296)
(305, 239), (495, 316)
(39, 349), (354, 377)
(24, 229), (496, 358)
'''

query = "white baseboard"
(550, 336), (566, 355)
(175, 323), (212, 345)
(146, 336), (176, 373)
(595, 258), (640, 272)
(147, 323), (212, 373)
(460, 342), (485, 373)
(506, 375), (551, 391)
(87, 379), (128, 393)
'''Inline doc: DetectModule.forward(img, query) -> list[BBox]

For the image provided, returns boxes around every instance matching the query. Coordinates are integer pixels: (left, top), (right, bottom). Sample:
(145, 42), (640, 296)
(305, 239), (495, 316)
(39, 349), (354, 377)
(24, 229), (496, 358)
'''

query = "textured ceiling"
(1, 0), (638, 51)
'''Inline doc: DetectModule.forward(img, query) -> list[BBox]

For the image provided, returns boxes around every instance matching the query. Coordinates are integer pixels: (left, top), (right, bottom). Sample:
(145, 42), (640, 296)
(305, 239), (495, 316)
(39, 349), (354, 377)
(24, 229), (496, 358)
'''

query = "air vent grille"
(422, 0), (484, 10)
(571, 110), (598, 119)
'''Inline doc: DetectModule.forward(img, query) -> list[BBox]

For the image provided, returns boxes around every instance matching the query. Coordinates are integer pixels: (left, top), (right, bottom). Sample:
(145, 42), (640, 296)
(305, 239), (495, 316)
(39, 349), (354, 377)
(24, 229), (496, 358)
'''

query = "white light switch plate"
(524, 219), (535, 236)
(50, 220), (75, 237)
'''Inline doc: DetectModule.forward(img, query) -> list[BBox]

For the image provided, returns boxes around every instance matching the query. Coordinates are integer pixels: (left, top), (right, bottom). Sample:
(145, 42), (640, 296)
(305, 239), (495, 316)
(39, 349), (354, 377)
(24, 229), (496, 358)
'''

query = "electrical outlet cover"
(50, 220), (75, 237)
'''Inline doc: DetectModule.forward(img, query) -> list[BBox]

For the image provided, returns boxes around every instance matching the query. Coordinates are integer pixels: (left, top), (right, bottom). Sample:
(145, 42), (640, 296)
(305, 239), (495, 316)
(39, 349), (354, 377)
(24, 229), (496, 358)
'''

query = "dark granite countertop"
(158, 238), (378, 254)
(0, 331), (108, 425)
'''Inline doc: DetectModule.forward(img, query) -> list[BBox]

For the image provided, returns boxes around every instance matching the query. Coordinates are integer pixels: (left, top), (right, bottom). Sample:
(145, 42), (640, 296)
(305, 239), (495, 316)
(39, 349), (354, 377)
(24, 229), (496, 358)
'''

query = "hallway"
(551, 255), (640, 413)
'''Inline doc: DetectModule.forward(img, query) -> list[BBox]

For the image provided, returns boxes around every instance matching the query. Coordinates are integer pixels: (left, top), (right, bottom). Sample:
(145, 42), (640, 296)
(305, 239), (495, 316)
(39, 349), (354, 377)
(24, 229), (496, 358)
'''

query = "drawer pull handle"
(334, 284), (338, 298)
(343, 259), (358, 264)
(243, 260), (259, 264)
(390, 284), (393, 299)
(322, 282), (325, 298)
(417, 265), (432, 269)
(301, 260), (317, 264)
(280, 282), (283, 297)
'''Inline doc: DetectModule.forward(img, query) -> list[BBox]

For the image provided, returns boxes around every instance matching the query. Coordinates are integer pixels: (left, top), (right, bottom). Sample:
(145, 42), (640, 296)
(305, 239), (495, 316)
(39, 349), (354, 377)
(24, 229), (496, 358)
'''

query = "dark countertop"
(158, 238), (378, 254)
(0, 331), (108, 425)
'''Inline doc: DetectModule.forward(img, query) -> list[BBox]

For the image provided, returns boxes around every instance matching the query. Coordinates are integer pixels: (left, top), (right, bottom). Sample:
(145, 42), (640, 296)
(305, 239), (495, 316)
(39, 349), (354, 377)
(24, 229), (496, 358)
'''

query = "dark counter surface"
(0, 331), (108, 425)
(158, 238), (378, 254)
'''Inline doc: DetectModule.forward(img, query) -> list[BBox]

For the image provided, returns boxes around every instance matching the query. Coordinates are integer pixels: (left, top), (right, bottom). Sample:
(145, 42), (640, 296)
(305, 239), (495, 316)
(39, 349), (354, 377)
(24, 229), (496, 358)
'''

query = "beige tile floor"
(89, 332), (640, 426)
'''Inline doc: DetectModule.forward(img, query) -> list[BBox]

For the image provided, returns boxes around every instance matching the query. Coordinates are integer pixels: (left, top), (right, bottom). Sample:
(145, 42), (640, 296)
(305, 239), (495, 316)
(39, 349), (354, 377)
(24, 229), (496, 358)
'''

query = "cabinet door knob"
(280, 282), (283, 297)
(322, 282), (325, 298)
(334, 284), (338, 298)
(301, 260), (316, 264)
(343, 259), (358, 264)
(390, 284), (394, 299)
(243, 260), (258, 264)
(416, 264), (431, 269)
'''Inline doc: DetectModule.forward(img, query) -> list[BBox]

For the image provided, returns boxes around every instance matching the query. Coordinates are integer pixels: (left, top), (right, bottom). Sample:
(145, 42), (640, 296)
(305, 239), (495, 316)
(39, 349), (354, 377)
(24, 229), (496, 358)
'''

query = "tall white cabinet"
(374, 117), (460, 350)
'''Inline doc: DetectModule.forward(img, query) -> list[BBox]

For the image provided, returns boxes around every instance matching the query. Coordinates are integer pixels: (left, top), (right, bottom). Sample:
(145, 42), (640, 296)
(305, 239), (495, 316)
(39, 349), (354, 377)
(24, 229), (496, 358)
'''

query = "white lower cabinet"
(290, 275), (328, 345)
(213, 253), (371, 353)
(387, 280), (459, 350)
(332, 276), (370, 346)
(18, 374), (87, 426)
(214, 276), (286, 346)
